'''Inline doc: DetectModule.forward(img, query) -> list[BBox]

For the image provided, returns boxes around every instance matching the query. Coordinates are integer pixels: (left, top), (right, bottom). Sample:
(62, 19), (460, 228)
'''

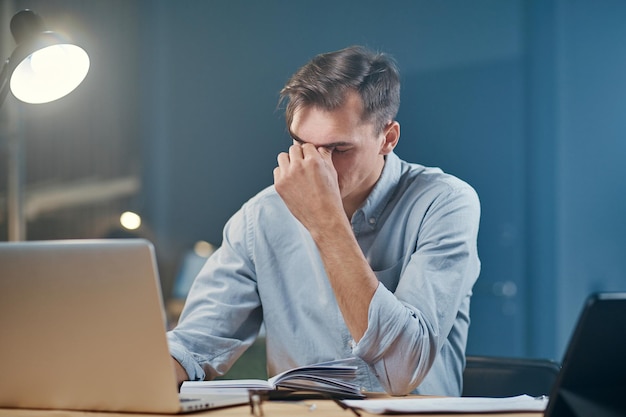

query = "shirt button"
(349, 340), (356, 349)
(368, 217), (376, 225)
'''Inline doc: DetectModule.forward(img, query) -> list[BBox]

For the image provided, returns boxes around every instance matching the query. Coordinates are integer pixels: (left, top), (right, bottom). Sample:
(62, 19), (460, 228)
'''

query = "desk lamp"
(0, 9), (90, 240)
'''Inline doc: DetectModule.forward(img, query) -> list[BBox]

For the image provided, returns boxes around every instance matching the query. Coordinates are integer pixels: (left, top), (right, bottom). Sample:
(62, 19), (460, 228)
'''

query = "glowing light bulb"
(10, 44), (90, 104)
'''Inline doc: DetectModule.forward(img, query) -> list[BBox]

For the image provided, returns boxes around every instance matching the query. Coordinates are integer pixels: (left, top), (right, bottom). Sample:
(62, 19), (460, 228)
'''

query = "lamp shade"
(5, 10), (89, 104)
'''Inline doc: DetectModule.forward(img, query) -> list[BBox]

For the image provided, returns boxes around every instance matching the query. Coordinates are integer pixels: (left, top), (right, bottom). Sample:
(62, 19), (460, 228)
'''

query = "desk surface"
(0, 400), (543, 417)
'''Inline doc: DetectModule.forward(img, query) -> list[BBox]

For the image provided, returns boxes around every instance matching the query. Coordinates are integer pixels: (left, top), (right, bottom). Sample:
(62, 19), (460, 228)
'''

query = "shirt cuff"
(169, 340), (206, 381)
(351, 283), (410, 361)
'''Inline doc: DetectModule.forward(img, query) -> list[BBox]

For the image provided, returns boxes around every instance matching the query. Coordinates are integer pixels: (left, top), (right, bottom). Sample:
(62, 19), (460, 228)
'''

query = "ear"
(380, 121), (400, 155)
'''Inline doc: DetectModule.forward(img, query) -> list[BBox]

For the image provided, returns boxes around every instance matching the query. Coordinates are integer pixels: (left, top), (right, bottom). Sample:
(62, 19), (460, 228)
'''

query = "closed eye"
(331, 147), (351, 154)
(289, 131), (353, 153)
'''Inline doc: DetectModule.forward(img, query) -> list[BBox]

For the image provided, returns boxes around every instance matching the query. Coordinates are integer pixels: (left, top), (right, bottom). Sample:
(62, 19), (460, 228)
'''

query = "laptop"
(545, 292), (626, 417)
(0, 239), (248, 414)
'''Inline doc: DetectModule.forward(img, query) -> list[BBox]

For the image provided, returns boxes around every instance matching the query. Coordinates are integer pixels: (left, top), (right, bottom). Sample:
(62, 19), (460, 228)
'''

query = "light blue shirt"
(168, 152), (480, 396)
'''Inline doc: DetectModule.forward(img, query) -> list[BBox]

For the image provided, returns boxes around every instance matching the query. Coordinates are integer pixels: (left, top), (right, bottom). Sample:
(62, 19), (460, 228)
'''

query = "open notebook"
(0, 239), (248, 414)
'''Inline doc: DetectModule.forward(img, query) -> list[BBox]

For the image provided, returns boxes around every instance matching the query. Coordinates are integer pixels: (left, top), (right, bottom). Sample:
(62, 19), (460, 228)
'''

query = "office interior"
(0, 0), (624, 369)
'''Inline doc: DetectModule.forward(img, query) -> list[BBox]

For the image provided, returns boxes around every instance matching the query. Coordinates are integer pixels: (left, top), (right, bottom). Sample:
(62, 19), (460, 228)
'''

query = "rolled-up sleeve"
(169, 338), (207, 381)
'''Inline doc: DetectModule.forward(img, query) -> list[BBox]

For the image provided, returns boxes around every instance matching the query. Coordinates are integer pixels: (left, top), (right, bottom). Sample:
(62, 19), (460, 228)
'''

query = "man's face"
(289, 91), (390, 210)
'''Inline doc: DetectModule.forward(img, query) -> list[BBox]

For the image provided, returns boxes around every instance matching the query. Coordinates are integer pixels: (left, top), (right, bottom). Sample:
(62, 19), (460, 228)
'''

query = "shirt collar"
(355, 152), (402, 230)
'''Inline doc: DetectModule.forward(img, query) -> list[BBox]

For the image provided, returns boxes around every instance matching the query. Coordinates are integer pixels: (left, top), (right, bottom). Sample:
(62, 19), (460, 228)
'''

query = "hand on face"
(273, 143), (345, 231)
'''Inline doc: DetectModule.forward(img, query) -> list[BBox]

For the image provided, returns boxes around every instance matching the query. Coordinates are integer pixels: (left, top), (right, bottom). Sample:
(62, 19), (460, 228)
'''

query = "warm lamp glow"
(120, 211), (142, 230)
(193, 241), (215, 257)
(10, 43), (90, 104)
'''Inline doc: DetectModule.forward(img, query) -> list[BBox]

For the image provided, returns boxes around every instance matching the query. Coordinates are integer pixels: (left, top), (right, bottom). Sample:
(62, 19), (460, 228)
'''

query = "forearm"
(309, 214), (379, 342)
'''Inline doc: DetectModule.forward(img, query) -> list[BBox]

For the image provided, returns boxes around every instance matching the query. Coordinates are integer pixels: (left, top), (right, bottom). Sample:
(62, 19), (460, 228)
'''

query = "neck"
(343, 156), (386, 220)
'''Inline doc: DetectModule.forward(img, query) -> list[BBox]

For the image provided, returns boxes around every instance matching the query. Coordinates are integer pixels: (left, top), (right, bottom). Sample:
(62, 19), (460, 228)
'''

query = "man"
(168, 46), (480, 396)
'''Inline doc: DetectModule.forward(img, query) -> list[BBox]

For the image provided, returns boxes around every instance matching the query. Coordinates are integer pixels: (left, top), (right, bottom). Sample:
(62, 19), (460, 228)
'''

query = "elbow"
(378, 331), (439, 396)
(381, 360), (431, 396)
(378, 349), (438, 396)
(385, 380), (419, 397)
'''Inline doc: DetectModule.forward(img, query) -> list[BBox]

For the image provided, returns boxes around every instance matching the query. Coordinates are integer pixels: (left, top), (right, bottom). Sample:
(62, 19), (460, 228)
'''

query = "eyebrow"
(289, 130), (352, 149)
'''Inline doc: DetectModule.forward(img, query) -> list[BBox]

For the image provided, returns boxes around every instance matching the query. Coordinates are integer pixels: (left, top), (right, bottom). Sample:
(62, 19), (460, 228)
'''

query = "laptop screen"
(0, 239), (184, 413)
(545, 292), (626, 417)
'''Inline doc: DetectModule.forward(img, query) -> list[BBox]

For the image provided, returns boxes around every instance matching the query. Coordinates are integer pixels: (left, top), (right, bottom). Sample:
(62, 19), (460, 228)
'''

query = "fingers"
(289, 143), (305, 161)
(316, 146), (333, 161)
(297, 143), (334, 166)
(272, 166), (281, 184)
(277, 151), (290, 168)
(276, 143), (329, 174)
(276, 144), (304, 167)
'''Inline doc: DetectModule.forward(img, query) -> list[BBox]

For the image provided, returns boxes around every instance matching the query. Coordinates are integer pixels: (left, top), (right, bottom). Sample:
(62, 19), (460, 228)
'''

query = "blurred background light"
(193, 240), (214, 258)
(119, 211), (141, 230)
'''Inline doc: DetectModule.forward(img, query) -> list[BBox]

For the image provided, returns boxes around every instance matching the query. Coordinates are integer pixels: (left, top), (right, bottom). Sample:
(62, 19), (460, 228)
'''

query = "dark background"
(1, 0), (625, 362)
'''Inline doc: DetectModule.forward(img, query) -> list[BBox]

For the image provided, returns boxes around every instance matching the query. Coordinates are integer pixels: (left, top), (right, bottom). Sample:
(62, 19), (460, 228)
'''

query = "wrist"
(308, 212), (352, 245)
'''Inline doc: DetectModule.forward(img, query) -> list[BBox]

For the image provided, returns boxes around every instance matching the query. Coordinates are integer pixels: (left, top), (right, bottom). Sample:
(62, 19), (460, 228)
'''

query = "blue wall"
(136, 0), (626, 361)
(553, 0), (626, 355)
(4, 0), (625, 364)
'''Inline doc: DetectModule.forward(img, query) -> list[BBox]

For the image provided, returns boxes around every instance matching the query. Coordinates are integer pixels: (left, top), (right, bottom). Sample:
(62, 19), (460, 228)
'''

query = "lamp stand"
(2, 1), (25, 241)
(7, 124), (25, 241)
(1, 6), (89, 241)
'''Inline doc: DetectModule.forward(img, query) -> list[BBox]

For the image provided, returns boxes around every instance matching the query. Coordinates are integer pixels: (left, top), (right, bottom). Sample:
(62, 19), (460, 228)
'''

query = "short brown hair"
(279, 45), (400, 134)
